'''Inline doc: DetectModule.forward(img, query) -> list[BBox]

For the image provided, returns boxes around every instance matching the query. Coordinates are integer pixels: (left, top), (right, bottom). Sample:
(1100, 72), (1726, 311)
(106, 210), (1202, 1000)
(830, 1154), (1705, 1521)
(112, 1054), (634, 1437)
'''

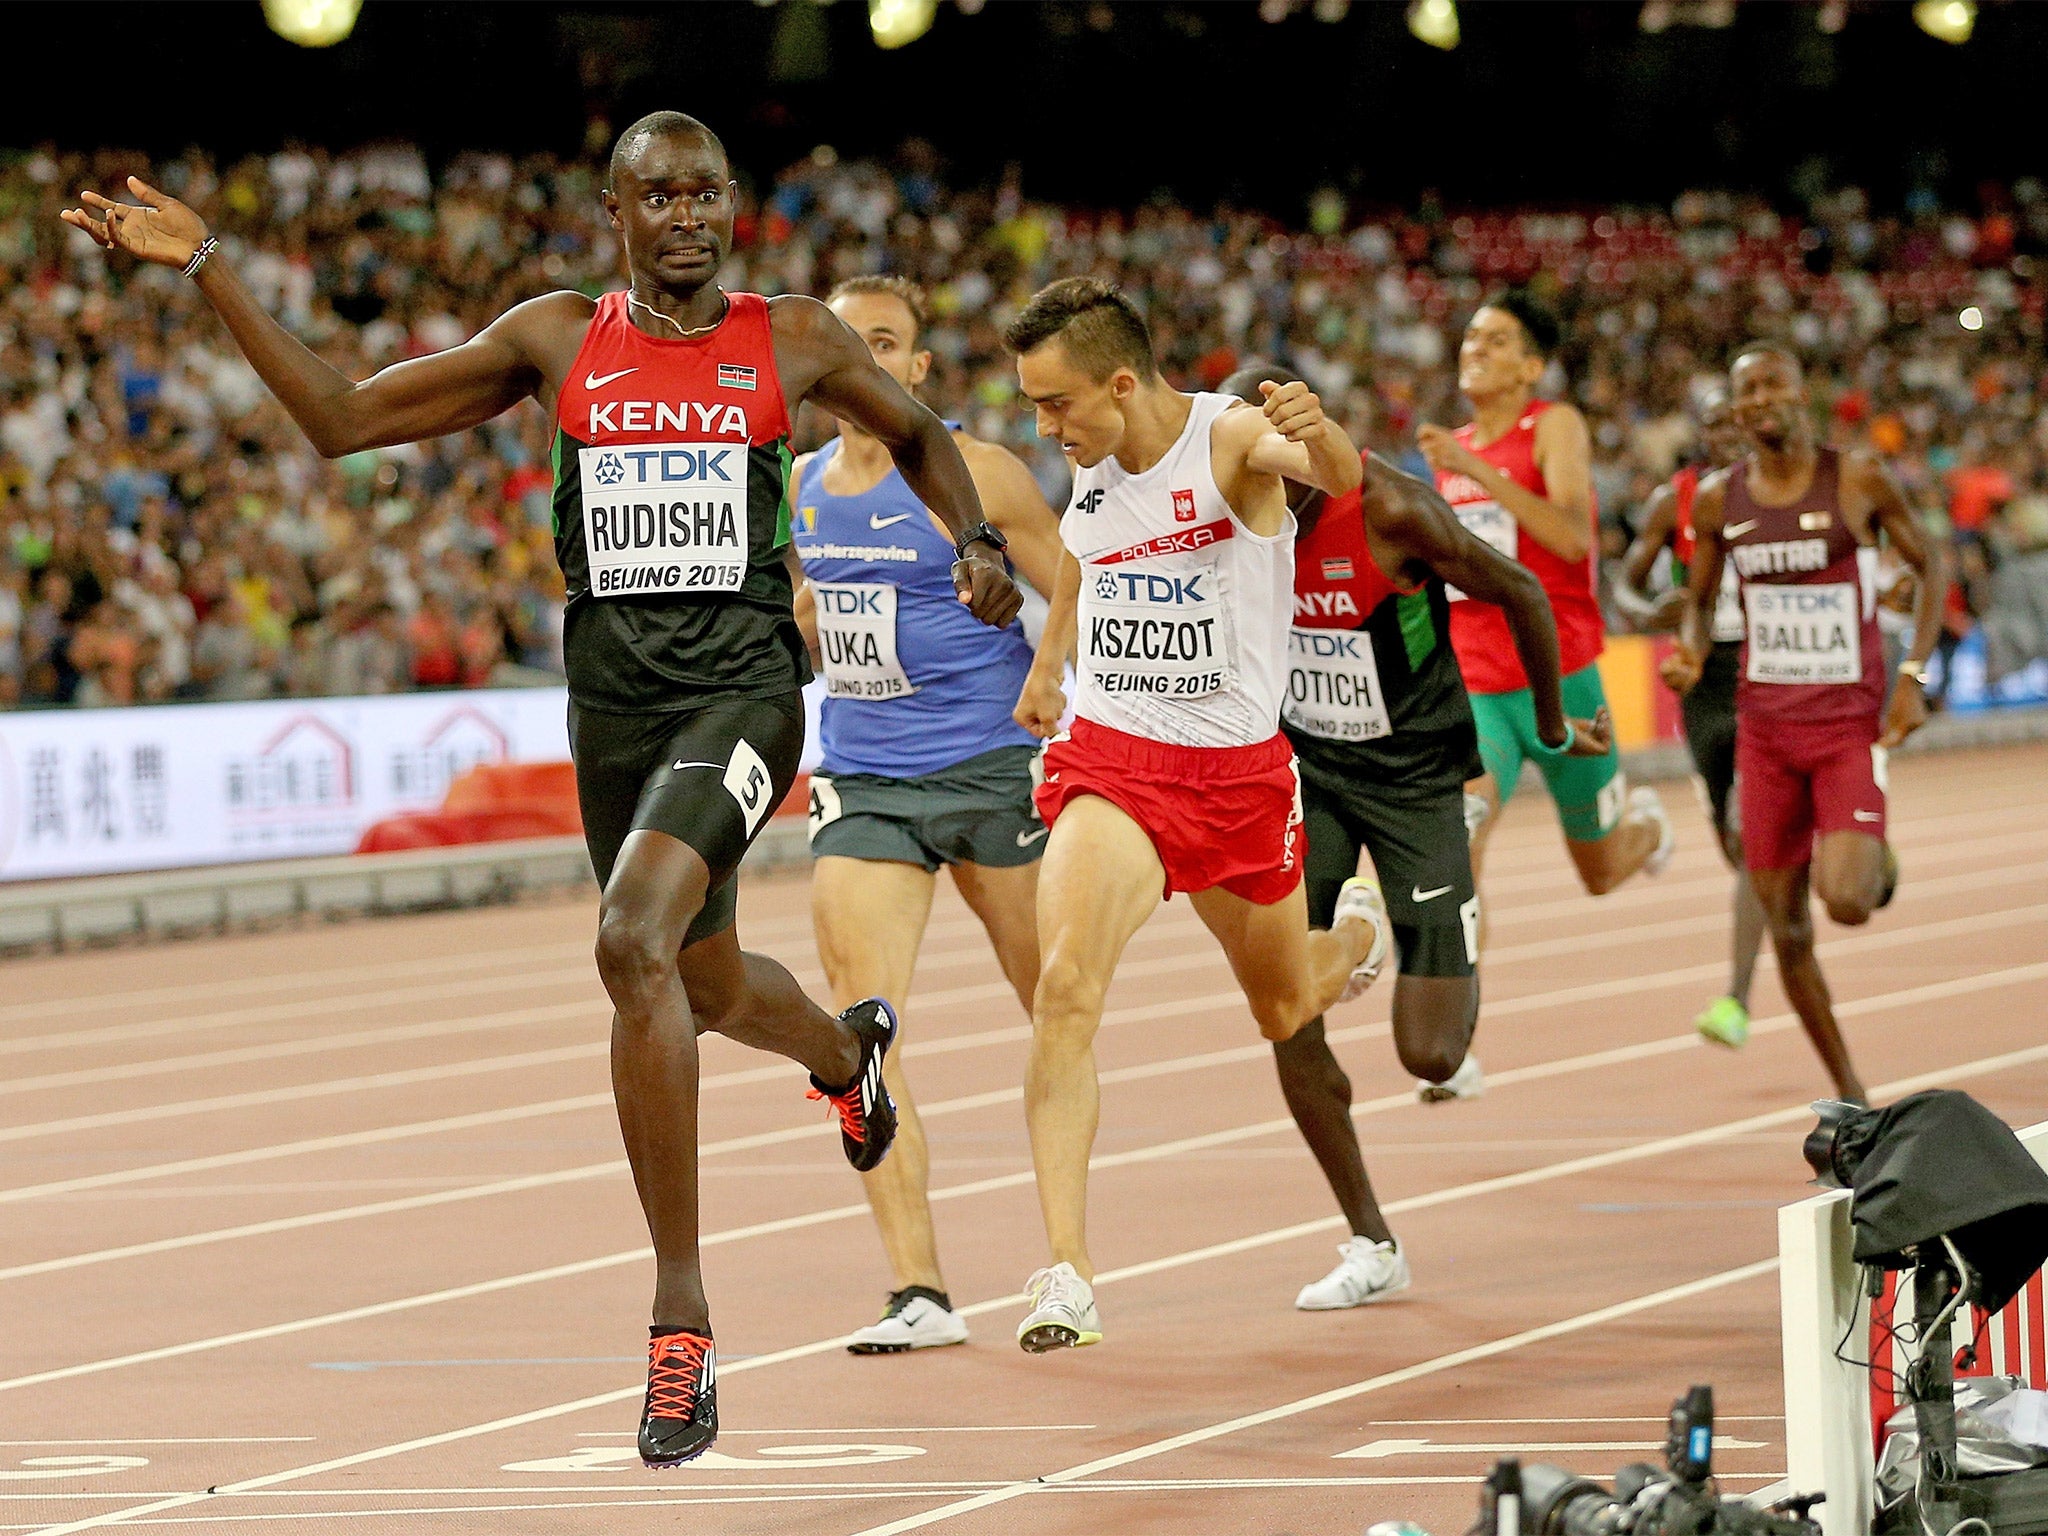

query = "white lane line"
(0, 1044), (610, 1148)
(843, 1259), (1782, 1536)
(0, 904), (1195, 1062)
(0, 1002), (603, 1100)
(10, 1021), (2025, 1536)
(0, 911), (1205, 1099)
(7, 1019), (2042, 1433)
(0, 1441), (315, 1447)
(8, 835), (2033, 1156)
(8, 917), (2047, 1281)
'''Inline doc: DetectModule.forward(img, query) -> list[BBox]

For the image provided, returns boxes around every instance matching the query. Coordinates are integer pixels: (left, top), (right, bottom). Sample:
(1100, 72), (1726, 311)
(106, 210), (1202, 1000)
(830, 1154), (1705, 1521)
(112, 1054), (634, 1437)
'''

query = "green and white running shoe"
(1694, 995), (1750, 1049)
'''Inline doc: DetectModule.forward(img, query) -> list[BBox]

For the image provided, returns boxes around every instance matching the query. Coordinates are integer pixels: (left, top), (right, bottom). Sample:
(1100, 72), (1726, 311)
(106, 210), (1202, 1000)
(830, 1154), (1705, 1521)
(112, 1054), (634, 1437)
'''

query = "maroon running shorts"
(1736, 716), (1887, 871)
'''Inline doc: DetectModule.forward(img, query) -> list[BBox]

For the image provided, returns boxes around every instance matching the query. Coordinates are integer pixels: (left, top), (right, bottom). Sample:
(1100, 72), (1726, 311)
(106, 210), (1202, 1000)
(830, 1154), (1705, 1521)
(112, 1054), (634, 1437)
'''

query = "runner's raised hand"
(61, 177), (212, 269)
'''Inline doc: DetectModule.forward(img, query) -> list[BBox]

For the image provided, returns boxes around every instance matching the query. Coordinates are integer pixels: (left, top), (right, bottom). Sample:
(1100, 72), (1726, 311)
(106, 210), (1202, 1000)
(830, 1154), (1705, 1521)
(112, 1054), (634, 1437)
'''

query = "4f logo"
(1074, 489), (1106, 516)
(1171, 488), (1196, 523)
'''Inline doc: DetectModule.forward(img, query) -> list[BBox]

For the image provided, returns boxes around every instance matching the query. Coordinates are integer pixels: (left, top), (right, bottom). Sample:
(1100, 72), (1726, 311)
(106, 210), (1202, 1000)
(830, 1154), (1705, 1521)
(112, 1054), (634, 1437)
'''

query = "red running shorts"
(1736, 715), (1887, 871)
(1033, 716), (1304, 904)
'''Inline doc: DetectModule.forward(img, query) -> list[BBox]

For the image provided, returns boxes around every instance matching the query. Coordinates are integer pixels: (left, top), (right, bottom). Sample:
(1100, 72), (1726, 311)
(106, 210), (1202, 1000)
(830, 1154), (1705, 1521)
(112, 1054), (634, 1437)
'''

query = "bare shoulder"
(1535, 400), (1590, 440)
(1690, 465), (1733, 523)
(1207, 395), (1269, 463)
(1836, 445), (1895, 495)
(490, 288), (597, 342)
(766, 292), (843, 341)
(954, 431), (1028, 476)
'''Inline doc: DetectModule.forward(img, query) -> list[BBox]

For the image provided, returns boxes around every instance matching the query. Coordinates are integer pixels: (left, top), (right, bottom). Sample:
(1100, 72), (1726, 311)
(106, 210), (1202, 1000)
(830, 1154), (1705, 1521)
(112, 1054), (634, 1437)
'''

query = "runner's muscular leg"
(1188, 881), (1371, 1042)
(1811, 829), (1886, 927)
(1028, 796), (1165, 1281)
(1564, 808), (1662, 896)
(1748, 861), (1869, 1103)
(1464, 772), (1501, 955)
(810, 856), (941, 1292)
(1270, 1017), (1393, 1244)
(1390, 974), (1479, 1085)
(950, 860), (1043, 1014)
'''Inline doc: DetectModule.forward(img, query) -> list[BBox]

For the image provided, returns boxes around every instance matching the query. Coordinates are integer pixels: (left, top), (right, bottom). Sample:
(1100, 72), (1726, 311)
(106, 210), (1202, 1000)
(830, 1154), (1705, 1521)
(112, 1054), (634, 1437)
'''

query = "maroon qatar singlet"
(1723, 447), (1885, 729)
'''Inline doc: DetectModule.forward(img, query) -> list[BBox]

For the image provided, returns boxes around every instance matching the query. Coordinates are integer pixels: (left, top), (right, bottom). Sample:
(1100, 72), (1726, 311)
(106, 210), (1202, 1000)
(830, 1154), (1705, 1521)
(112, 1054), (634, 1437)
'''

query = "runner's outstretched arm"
(1663, 474), (1730, 694)
(1614, 483), (1688, 632)
(1366, 457), (1607, 757)
(1847, 452), (1948, 747)
(1015, 550), (1080, 738)
(62, 176), (555, 455)
(959, 439), (1065, 599)
(1240, 382), (1365, 496)
(1417, 404), (1594, 563)
(774, 296), (1020, 628)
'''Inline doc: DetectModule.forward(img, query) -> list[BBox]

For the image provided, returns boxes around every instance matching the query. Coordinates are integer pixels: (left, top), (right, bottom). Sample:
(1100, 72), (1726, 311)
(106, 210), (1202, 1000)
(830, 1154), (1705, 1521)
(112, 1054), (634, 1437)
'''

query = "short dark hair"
(1486, 288), (1562, 361)
(827, 275), (931, 341)
(1217, 363), (1300, 405)
(608, 111), (725, 187)
(1732, 340), (1804, 380)
(1002, 276), (1157, 381)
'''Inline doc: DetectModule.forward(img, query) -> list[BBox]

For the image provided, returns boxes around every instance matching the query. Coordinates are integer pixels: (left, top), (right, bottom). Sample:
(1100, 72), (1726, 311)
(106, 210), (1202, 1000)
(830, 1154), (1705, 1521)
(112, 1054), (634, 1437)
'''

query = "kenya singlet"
(1670, 464), (1744, 645)
(1285, 477), (1480, 794)
(1435, 400), (1604, 695)
(792, 438), (1037, 778)
(552, 291), (809, 711)
(1723, 447), (1884, 727)
(1065, 393), (1293, 749)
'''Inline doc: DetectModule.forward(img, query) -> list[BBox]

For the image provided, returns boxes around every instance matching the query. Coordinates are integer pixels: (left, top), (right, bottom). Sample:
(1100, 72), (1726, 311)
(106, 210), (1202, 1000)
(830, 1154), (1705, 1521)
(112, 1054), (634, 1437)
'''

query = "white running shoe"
(1016, 1262), (1102, 1353)
(1296, 1236), (1411, 1311)
(1462, 791), (1490, 841)
(1632, 785), (1675, 876)
(847, 1288), (969, 1355)
(1332, 876), (1391, 1003)
(1416, 1052), (1484, 1104)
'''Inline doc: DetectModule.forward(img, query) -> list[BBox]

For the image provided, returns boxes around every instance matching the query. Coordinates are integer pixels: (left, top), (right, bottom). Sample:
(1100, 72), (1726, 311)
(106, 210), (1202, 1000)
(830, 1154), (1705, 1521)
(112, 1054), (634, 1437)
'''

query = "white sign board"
(0, 688), (574, 882)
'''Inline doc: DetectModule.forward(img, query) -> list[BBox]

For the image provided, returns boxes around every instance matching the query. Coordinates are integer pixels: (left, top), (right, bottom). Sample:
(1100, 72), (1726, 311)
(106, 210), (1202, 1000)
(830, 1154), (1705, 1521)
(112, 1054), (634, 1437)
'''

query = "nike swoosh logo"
(1722, 519), (1760, 539)
(1016, 826), (1049, 847)
(869, 514), (912, 530)
(1852, 809), (1882, 822)
(585, 367), (637, 390)
(1412, 884), (1452, 902)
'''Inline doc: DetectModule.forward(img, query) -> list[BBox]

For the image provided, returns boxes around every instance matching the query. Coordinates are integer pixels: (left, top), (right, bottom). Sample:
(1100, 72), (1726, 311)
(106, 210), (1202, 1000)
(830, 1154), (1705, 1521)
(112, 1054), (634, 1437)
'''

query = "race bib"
(1283, 627), (1391, 742)
(579, 442), (749, 597)
(1745, 582), (1861, 685)
(1444, 500), (1516, 602)
(1081, 564), (1233, 701)
(1711, 562), (1745, 644)
(815, 582), (916, 700)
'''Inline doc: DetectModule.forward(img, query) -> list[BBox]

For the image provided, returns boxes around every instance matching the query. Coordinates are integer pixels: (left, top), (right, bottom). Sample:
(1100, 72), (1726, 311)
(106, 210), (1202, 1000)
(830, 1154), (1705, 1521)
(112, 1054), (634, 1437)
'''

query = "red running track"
(1, 744), (2045, 1536)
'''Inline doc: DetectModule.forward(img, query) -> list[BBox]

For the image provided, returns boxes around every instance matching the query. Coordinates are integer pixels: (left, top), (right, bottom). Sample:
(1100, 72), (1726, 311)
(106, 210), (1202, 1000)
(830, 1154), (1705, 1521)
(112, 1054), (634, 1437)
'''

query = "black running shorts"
(808, 744), (1046, 872)
(1680, 642), (1740, 844)
(567, 692), (806, 947)
(1301, 772), (1477, 980)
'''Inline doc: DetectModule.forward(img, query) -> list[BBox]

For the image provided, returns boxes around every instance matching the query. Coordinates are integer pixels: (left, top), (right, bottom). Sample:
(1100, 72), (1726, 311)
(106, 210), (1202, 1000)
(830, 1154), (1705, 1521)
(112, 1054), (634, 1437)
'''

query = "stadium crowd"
(4, 139), (2046, 711)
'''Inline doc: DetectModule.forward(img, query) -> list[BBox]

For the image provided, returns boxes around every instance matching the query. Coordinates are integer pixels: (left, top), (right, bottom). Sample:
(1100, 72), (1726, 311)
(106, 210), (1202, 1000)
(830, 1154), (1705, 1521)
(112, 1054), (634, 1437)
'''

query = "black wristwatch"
(953, 521), (1008, 559)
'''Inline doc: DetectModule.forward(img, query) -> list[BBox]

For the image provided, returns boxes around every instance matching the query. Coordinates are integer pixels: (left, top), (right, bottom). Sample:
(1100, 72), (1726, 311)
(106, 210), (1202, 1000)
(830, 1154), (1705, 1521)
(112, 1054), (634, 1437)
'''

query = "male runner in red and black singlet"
(1420, 292), (1672, 969)
(1618, 390), (1766, 1049)
(1223, 368), (1609, 1309)
(1663, 344), (1946, 1105)
(65, 111), (1020, 1466)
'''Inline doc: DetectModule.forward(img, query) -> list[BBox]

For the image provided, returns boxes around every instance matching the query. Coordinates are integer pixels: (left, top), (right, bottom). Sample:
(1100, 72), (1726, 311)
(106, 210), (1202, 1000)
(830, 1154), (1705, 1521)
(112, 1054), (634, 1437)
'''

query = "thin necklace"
(628, 287), (728, 339)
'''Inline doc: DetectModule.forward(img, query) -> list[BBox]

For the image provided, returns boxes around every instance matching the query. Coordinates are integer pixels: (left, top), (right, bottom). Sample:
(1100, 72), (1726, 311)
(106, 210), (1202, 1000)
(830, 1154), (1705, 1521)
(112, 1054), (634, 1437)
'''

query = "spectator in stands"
(1, 139), (2039, 711)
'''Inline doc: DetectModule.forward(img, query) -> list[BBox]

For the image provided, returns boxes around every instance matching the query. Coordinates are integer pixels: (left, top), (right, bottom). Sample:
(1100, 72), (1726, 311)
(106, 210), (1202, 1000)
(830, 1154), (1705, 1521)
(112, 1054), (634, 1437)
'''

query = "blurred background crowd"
(6, 138), (2048, 711)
